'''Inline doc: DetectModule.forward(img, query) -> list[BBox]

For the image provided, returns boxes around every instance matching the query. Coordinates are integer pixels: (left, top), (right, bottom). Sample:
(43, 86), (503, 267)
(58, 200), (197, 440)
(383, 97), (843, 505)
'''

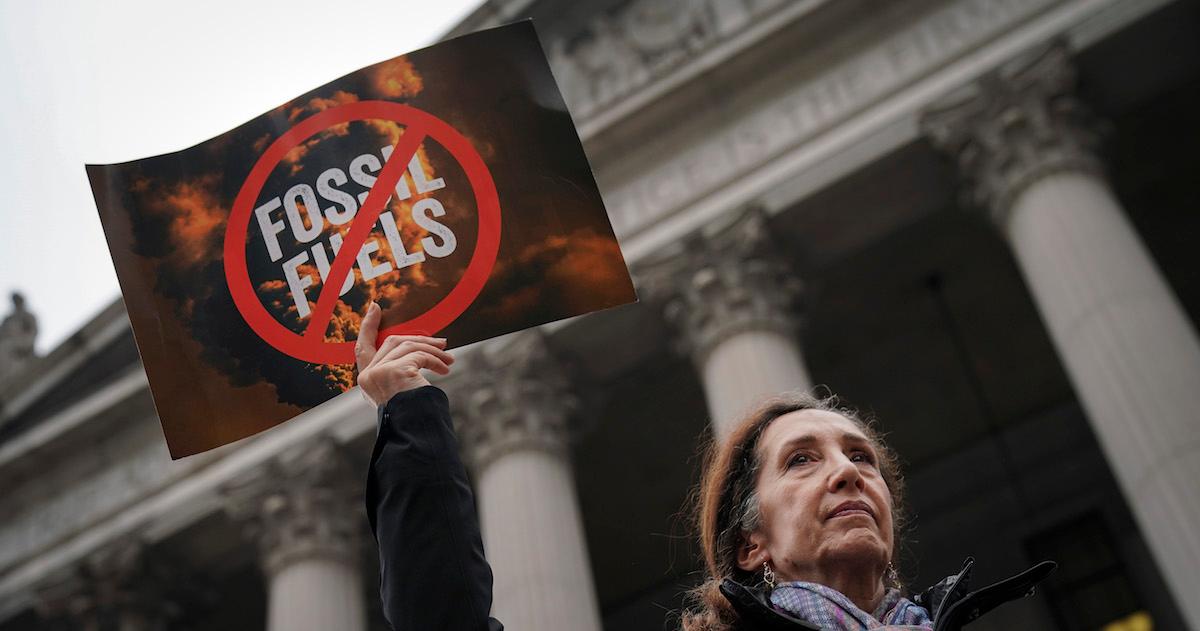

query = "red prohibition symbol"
(224, 101), (501, 365)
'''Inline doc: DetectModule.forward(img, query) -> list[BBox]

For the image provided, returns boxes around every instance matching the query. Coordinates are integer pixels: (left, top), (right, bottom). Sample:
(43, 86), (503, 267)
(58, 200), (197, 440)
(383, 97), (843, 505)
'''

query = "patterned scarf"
(770, 582), (933, 630)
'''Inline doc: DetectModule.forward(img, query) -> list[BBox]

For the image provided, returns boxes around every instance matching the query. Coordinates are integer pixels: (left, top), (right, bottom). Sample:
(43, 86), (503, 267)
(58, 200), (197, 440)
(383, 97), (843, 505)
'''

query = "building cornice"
(0, 368), (148, 476)
(560, 0), (826, 139)
(0, 300), (130, 432)
(609, 0), (1172, 264)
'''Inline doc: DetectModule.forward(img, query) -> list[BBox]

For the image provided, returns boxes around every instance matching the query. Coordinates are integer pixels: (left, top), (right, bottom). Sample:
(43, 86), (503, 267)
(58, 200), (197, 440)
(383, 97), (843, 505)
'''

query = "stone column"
(642, 208), (811, 436)
(34, 537), (210, 631)
(924, 44), (1200, 628)
(223, 438), (366, 631)
(445, 332), (602, 631)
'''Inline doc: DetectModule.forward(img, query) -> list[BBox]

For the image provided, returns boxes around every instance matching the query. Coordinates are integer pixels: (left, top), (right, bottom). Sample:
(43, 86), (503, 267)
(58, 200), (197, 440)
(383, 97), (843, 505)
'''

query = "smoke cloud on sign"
(124, 58), (436, 406)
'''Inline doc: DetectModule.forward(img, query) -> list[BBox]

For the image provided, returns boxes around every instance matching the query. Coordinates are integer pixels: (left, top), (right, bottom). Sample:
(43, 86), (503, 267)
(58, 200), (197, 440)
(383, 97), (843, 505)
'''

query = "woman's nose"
(826, 454), (865, 492)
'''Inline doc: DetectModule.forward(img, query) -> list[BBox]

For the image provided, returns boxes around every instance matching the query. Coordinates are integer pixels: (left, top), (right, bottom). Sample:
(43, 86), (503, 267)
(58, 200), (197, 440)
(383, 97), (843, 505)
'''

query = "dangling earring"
(886, 562), (900, 588)
(763, 562), (777, 590)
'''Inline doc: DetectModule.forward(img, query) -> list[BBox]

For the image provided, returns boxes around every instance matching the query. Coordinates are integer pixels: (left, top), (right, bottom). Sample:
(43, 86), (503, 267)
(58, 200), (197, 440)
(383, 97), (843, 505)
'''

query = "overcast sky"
(0, 0), (481, 354)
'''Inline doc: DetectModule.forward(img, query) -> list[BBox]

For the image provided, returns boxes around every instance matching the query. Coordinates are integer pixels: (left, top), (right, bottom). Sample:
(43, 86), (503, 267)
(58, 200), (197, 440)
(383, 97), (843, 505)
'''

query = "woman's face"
(738, 409), (894, 583)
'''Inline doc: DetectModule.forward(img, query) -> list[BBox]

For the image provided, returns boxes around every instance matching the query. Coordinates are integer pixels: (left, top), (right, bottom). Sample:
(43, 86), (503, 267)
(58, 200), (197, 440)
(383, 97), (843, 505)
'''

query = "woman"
(356, 304), (1053, 630)
(682, 394), (1056, 631)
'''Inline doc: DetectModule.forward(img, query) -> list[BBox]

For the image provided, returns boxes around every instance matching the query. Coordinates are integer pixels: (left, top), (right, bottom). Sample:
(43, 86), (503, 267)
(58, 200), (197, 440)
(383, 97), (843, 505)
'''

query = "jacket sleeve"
(364, 385), (504, 631)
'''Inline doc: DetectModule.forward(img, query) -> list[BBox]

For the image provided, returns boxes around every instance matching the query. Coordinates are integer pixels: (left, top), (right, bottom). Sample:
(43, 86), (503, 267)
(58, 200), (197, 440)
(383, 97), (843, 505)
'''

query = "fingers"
(376, 350), (452, 376)
(366, 334), (448, 369)
(357, 341), (452, 405)
(372, 340), (454, 370)
(355, 302), (382, 372)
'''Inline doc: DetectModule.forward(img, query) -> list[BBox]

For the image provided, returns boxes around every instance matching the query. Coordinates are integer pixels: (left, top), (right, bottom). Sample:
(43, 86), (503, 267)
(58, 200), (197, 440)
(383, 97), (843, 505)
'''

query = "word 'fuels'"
(253, 144), (458, 318)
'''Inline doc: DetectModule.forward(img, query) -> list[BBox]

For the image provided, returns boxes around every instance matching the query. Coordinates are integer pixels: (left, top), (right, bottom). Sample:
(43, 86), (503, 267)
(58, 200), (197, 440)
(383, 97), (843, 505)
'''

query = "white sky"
(0, 0), (481, 354)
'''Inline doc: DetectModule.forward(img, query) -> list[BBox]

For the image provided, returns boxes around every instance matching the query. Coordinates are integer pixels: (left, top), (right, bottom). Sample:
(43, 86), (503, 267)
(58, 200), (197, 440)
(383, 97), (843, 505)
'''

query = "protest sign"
(87, 21), (636, 458)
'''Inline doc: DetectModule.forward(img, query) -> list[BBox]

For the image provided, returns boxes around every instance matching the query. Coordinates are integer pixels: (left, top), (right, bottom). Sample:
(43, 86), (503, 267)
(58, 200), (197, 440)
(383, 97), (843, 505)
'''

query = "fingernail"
(370, 301), (379, 312)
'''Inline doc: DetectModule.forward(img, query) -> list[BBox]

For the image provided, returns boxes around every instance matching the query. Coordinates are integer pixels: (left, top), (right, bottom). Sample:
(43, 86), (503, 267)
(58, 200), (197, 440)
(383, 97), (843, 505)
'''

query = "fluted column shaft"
(266, 559), (364, 631)
(925, 45), (1200, 628)
(450, 333), (602, 631)
(702, 329), (813, 435)
(477, 450), (597, 630)
(647, 209), (811, 436)
(224, 438), (366, 631)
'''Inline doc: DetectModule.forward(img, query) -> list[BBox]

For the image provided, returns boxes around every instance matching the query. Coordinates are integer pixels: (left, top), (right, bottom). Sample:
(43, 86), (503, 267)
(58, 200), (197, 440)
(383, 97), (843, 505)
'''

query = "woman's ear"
(736, 531), (769, 572)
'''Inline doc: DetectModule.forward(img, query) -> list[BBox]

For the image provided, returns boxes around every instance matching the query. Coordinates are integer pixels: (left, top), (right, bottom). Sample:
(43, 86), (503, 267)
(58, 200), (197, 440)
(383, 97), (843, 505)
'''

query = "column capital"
(443, 331), (577, 471)
(638, 206), (803, 366)
(922, 43), (1106, 226)
(34, 537), (212, 631)
(222, 436), (360, 576)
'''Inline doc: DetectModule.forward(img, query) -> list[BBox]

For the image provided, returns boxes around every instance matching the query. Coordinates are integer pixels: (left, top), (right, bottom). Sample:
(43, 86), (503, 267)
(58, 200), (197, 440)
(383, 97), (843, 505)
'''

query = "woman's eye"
(786, 453), (811, 467)
(850, 451), (876, 465)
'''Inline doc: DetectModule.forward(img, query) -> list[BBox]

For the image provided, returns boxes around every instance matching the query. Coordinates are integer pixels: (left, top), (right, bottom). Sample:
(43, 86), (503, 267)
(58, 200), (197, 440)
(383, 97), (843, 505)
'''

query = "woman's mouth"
(827, 500), (874, 521)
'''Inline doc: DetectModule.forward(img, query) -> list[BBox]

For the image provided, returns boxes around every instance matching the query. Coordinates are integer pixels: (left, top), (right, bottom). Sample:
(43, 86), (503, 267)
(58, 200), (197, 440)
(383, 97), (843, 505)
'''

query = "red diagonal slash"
(225, 100), (501, 365)
(301, 126), (427, 347)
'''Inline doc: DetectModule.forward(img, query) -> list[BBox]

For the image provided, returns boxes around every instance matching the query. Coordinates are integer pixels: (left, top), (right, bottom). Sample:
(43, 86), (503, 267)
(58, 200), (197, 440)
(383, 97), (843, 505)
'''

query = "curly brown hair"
(680, 391), (908, 631)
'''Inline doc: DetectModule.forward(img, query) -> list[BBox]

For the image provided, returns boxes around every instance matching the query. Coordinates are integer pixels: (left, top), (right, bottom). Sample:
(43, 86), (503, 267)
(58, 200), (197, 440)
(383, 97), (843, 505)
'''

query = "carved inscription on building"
(599, 0), (1059, 239)
(548, 0), (790, 120)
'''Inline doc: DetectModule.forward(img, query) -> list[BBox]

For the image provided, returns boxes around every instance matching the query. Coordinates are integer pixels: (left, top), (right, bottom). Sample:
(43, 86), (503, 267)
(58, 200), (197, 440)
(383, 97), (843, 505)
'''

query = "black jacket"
(366, 386), (1054, 631)
(365, 386), (504, 631)
(720, 557), (1056, 631)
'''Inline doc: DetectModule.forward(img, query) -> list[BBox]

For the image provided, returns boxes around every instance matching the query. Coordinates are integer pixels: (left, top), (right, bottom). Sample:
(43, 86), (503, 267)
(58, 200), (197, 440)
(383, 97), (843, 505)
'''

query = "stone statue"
(0, 292), (38, 384)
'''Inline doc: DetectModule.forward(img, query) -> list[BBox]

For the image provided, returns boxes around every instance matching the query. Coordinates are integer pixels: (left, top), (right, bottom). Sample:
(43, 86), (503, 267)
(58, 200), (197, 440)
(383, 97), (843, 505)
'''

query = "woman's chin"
(820, 530), (889, 566)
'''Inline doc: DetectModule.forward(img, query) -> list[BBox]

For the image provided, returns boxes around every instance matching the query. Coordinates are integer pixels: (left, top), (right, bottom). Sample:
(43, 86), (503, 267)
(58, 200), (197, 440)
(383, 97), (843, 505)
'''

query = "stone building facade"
(1, 0), (1197, 629)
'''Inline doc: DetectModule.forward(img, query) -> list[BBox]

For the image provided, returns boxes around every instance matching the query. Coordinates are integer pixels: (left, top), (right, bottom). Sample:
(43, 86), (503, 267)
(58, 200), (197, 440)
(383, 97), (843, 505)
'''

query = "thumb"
(355, 302), (381, 372)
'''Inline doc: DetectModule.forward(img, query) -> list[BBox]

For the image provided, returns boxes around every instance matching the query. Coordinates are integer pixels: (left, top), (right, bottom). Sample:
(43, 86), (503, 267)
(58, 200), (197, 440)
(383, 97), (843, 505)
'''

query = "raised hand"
(354, 302), (455, 406)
